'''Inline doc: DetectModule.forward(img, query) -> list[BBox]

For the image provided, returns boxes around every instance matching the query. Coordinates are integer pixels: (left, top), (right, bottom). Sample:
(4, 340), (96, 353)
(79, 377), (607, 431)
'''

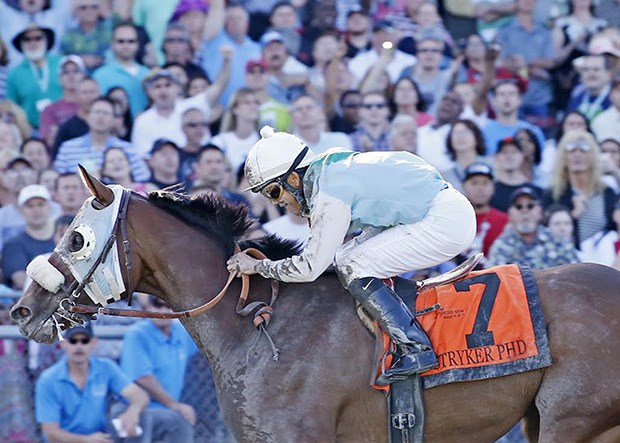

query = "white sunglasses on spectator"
(565, 141), (591, 152)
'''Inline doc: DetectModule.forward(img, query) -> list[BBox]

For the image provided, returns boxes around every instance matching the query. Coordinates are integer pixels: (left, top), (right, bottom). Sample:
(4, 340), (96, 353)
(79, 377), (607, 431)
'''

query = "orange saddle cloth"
(373, 264), (552, 391)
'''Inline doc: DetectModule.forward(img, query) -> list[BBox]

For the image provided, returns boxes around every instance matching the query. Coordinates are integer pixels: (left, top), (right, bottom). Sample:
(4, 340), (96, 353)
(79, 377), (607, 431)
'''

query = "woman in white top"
(579, 201), (620, 269)
(210, 87), (260, 177)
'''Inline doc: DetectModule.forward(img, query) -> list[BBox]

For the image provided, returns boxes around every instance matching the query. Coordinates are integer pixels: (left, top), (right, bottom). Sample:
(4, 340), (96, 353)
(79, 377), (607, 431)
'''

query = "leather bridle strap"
(69, 248), (275, 320)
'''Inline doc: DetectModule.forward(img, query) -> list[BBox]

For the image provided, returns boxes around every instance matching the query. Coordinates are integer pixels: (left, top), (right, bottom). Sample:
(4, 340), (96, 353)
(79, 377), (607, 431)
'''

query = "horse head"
(10, 166), (135, 343)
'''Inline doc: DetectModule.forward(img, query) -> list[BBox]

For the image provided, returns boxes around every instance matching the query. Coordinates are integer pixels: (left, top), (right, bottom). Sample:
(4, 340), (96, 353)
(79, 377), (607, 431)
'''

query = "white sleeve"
(180, 92), (212, 120)
(130, 115), (151, 159)
(255, 191), (351, 283)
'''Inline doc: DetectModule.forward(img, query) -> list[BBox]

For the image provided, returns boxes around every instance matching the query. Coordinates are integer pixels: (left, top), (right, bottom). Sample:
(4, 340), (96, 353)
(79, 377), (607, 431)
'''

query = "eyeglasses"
(513, 202), (536, 211)
(184, 121), (209, 128)
(418, 48), (442, 54)
(165, 37), (188, 43)
(23, 35), (44, 43)
(61, 68), (82, 75)
(260, 181), (285, 202)
(565, 142), (591, 152)
(361, 103), (387, 109)
(150, 299), (169, 309)
(0, 111), (16, 124)
(342, 103), (360, 109)
(68, 337), (91, 345)
(78, 4), (99, 10)
(115, 39), (137, 44)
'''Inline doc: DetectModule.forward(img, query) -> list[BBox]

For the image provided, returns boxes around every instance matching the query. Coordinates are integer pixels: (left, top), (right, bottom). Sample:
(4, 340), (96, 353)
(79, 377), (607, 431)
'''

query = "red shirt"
(476, 208), (509, 256)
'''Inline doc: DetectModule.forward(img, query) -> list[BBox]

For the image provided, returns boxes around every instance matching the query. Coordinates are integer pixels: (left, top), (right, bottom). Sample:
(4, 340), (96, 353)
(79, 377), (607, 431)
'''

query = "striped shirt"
(54, 134), (150, 182)
(577, 193), (607, 244)
(0, 65), (8, 100)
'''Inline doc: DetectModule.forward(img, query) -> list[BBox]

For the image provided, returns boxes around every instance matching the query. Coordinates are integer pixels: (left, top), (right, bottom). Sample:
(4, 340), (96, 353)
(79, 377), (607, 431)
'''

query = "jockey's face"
(262, 174), (305, 217)
(277, 189), (303, 216)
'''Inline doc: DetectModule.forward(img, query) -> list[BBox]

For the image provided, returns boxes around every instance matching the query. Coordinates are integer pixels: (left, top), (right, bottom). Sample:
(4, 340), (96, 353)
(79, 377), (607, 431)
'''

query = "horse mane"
(147, 189), (302, 259)
(239, 235), (303, 261)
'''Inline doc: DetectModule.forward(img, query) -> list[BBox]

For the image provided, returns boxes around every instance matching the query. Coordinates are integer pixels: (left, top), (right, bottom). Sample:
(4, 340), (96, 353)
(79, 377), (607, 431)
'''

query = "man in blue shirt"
(483, 80), (546, 155)
(93, 23), (150, 117)
(2, 184), (55, 290)
(121, 296), (198, 442)
(494, 0), (555, 118)
(35, 323), (149, 442)
(197, 2), (261, 107)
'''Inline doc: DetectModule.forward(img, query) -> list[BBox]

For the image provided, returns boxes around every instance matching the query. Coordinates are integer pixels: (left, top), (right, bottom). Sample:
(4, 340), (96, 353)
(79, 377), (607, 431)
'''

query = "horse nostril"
(10, 305), (32, 321)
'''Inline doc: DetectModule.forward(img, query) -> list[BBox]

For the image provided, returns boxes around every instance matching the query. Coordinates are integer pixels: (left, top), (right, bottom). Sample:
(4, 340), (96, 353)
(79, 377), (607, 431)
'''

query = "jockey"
(227, 126), (476, 384)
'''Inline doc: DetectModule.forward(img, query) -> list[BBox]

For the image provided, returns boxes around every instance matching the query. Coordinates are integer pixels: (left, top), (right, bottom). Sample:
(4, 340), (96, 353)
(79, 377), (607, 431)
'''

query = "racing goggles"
(261, 181), (286, 202)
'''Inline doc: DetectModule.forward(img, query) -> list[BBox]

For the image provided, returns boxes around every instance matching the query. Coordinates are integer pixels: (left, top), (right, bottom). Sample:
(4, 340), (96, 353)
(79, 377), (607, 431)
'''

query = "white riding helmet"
(244, 126), (315, 191)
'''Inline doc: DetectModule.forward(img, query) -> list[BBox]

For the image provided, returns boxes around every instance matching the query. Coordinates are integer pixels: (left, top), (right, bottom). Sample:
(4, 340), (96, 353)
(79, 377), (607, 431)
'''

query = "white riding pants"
(334, 186), (477, 287)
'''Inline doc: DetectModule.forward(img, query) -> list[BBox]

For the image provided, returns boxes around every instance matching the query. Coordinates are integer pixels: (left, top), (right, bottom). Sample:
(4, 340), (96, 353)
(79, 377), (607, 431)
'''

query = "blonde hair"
(219, 88), (258, 133)
(551, 129), (604, 200)
(0, 121), (22, 169)
(0, 99), (32, 141)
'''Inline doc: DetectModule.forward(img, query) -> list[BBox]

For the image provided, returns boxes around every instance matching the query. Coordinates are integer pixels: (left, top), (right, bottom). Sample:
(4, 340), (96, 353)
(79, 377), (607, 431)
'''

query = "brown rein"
(69, 248), (276, 321)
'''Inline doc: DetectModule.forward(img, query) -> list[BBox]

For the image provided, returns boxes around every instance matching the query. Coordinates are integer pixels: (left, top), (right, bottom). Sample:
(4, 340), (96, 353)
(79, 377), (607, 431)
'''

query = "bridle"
(28, 186), (280, 345)
(31, 188), (135, 333)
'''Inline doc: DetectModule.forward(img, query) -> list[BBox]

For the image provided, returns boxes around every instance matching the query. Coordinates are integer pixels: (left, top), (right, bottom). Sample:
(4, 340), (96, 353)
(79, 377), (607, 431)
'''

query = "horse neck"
(129, 199), (247, 356)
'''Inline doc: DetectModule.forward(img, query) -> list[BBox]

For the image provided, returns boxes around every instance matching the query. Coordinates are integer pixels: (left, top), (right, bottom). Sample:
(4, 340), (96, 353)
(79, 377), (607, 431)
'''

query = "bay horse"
(11, 169), (620, 442)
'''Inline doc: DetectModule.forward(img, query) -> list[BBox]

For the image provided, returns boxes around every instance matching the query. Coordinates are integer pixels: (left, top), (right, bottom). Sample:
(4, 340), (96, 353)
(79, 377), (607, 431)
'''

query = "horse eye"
(68, 232), (85, 253)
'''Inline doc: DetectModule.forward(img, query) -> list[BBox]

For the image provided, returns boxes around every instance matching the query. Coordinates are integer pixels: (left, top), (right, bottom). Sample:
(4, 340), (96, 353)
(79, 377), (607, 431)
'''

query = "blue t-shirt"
(121, 320), (198, 408)
(483, 120), (546, 156)
(197, 30), (261, 107)
(93, 60), (150, 117)
(2, 231), (54, 287)
(35, 356), (131, 435)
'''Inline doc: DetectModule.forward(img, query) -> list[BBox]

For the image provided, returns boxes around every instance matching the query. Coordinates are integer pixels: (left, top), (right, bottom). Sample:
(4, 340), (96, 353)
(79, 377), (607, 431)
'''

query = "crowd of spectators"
(0, 0), (620, 441)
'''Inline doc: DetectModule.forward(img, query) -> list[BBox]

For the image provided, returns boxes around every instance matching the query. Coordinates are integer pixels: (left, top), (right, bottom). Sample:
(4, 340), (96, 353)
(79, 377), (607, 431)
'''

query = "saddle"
(356, 253), (484, 443)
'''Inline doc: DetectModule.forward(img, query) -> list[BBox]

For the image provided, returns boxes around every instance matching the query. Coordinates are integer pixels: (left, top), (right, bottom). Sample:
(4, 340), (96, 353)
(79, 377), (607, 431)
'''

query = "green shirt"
(7, 55), (63, 128)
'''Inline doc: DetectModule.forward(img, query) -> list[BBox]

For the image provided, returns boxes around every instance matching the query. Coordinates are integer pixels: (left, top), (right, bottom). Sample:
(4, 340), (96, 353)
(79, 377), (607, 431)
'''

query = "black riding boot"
(348, 277), (438, 384)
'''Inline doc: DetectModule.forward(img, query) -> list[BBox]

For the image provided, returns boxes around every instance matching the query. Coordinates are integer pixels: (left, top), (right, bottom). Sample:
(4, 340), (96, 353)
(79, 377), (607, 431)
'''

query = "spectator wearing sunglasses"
(543, 129), (617, 248)
(93, 22), (151, 118)
(350, 91), (391, 152)
(227, 126), (477, 384)
(121, 297), (199, 442)
(398, 27), (460, 117)
(487, 185), (579, 269)
(35, 323), (149, 443)
(7, 24), (63, 129)
(329, 90), (361, 135)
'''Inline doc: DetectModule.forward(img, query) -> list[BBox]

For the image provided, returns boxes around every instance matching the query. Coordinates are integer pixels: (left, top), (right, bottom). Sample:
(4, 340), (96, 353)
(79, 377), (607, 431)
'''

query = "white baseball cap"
(59, 54), (86, 73)
(17, 184), (51, 207)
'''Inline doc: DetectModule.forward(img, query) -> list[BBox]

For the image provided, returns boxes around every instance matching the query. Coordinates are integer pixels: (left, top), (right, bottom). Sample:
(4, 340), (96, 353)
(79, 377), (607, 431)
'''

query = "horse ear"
(78, 165), (115, 207)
